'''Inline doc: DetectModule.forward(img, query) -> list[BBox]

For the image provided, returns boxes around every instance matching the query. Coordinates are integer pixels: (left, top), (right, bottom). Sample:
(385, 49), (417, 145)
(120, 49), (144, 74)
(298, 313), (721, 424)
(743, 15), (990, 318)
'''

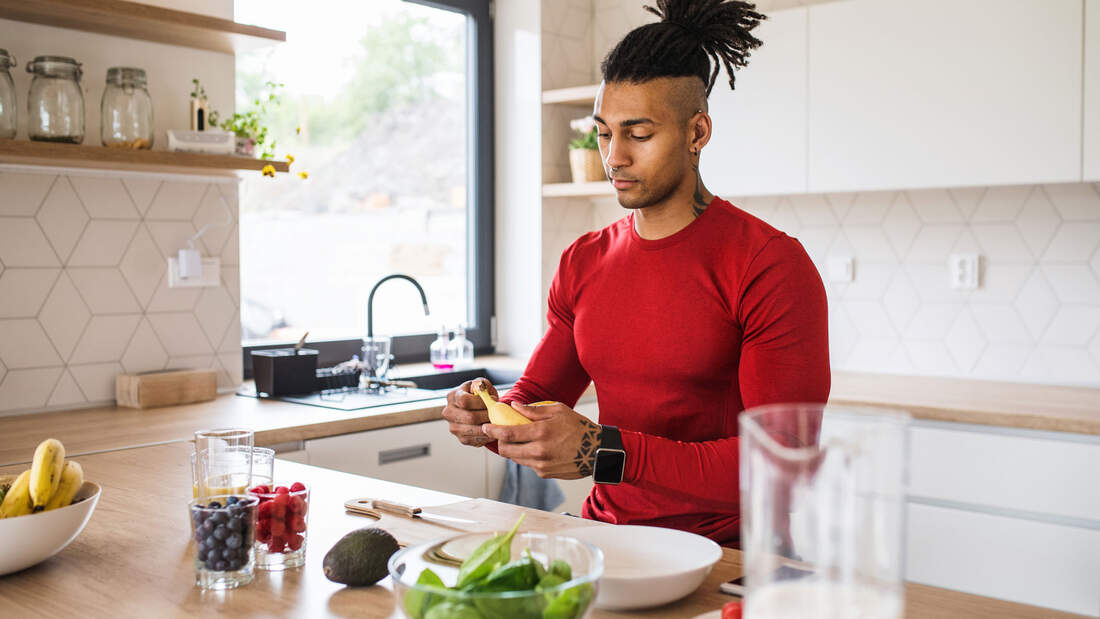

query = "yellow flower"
(286, 154), (295, 164)
(297, 171), (309, 180)
(261, 164), (276, 177)
(296, 126), (302, 135)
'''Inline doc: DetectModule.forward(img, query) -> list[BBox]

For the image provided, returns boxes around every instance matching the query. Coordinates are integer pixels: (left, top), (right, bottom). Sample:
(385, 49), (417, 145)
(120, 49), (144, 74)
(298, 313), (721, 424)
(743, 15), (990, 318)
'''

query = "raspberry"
(287, 533), (304, 551)
(268, 536), (285, 553)
(291, 516), (307, 533)
(274, 486), (289, 495)
(258, 501), (273, 519)
(290, 495), (307, 515)
(249, 485), (270, 495)
(289, 482), (306, 492)
(270, 518), (286, 537)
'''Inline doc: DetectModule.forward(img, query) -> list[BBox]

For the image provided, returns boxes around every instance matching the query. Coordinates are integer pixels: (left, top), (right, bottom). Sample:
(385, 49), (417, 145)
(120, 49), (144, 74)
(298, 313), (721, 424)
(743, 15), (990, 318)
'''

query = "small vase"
(569, 148), (606, 183)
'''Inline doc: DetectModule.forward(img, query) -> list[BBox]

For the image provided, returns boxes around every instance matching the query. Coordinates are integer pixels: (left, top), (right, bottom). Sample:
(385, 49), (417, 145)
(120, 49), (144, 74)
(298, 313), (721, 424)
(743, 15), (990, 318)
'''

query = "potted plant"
(568, 116), (606, 183)
(209, 81), (283, 159)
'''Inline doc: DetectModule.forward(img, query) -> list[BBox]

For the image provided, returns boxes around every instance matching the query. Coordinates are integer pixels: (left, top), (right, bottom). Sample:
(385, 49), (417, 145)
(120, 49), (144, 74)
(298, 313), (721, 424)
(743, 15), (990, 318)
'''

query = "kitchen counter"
(0, 442), (1087, 619)
(1, 356), (1096, 467)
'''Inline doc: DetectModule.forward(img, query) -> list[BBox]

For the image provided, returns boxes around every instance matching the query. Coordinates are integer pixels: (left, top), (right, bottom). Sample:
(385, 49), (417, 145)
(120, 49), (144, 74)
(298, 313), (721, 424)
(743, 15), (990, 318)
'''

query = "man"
(443, 0), (829, 546)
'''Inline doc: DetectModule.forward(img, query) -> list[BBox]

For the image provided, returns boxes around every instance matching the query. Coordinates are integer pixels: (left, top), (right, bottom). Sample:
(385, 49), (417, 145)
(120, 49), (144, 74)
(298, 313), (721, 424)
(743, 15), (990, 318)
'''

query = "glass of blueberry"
(189, 494), (259, 590)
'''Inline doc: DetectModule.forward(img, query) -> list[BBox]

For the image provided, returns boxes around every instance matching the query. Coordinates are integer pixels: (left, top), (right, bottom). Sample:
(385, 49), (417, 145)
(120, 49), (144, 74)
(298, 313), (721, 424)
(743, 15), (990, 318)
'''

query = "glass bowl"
(388, 531), (603, 619)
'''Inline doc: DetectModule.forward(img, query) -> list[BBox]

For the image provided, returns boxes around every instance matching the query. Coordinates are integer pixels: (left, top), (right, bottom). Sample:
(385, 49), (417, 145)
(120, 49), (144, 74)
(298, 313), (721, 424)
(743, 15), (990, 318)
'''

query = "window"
(233, 0), (493, 373)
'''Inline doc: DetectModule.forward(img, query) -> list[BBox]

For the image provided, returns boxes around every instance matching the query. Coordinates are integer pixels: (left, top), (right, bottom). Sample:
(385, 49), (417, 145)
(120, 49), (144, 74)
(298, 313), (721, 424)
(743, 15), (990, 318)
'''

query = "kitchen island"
(0, 442), (1088, 618)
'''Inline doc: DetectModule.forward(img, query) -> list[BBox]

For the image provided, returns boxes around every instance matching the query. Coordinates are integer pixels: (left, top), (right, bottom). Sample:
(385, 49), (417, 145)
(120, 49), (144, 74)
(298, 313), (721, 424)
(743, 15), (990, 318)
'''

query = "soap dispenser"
(430, 325), (453, 370)
(448, 323), (474, 370)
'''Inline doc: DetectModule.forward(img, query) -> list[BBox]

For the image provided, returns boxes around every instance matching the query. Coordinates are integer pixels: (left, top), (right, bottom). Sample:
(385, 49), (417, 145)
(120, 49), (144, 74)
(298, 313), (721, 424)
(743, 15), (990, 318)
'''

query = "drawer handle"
(379, 443), (431, 465)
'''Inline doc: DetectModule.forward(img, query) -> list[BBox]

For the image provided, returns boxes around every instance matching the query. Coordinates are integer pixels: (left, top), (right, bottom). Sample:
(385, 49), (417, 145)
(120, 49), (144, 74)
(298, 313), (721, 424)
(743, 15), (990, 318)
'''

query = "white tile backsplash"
(0, 169), (241, 414)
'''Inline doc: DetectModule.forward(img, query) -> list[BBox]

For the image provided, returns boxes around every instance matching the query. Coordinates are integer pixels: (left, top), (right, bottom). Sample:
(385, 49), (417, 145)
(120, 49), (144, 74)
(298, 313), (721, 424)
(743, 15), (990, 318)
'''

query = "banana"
(474, 380), (532, 426)
(29, 438), (65, 508)
(44, 461), (83, 511)
(0, 470), (34, 518)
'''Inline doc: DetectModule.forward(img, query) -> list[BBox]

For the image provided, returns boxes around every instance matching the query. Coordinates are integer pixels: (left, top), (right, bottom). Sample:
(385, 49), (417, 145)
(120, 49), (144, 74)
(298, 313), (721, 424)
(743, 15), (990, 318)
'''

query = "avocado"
(323, 527), (400, 586)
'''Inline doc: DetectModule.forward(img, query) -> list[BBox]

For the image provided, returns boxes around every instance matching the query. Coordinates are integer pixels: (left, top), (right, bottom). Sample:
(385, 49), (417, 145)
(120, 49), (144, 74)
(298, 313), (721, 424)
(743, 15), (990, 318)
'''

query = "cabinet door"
(907, 503), (1100, 616)
(701, 7), (807, 197)
(305, 420), (487, 498)
(808, 0), (1082, 192)
(1086, 0), (1100, 180)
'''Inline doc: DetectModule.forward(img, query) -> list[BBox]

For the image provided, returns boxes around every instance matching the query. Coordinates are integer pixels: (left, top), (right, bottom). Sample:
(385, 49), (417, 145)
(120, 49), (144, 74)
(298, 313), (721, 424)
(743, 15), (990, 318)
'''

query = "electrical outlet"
(827, 256), (854, 283)
(168, 256), (221, 288)
(948, 253), (979, 290)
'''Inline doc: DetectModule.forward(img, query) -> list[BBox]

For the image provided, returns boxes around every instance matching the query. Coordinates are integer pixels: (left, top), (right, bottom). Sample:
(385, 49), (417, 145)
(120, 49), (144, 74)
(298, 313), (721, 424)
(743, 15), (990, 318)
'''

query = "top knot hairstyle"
(601, 0), (766, 96)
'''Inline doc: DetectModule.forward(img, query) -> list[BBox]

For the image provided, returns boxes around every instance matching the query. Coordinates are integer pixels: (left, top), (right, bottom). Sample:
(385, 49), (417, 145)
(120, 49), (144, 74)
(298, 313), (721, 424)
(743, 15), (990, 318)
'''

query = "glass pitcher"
(739, 403), (909, 619)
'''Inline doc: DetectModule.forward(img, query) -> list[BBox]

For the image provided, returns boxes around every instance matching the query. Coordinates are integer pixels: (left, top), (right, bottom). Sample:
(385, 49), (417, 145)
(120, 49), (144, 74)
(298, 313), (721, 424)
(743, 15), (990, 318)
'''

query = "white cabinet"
(1086, 0), (1100, 180)
(904, 421), (1100, 616)
(807, 0), (1082, 192)
(305, 420), (489, 499)
(701, 8), (808, 197)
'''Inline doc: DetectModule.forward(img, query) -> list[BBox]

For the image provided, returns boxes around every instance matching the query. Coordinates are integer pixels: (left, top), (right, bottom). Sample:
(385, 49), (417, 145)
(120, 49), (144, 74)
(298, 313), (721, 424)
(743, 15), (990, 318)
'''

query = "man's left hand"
(481, 402), (601, 480)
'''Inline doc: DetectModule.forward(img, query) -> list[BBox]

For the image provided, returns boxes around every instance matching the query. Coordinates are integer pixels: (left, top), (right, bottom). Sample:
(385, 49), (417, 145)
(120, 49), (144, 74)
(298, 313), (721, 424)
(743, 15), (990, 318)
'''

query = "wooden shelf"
(543, 181), (614, 198)
(542, 84), (599, 106)
(0, 0), (285, 54)
(0, 139), (290, 176)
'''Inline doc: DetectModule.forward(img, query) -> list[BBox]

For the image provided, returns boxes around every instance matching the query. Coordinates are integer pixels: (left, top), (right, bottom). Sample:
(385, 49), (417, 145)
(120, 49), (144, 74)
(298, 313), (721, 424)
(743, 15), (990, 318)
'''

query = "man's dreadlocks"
(600, 0), (767, 96)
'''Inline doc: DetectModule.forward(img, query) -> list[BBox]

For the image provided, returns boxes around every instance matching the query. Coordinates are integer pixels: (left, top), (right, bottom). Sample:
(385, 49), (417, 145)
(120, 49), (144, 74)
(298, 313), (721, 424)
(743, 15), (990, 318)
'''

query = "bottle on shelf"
(429, 325), (453, 370)
(447, 323), (475, 370)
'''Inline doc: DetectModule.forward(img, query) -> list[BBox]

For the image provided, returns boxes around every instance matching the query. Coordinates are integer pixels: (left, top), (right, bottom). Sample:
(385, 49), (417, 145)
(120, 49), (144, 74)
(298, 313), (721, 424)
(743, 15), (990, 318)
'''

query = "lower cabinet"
(304, 419), (490, 499)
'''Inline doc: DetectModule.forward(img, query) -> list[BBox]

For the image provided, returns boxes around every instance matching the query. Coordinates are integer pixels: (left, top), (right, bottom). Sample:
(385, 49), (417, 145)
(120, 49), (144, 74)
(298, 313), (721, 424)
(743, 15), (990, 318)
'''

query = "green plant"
(215, 81), (284, 159)
(190, 78), (207, 100)
(568, 116), (598, 150)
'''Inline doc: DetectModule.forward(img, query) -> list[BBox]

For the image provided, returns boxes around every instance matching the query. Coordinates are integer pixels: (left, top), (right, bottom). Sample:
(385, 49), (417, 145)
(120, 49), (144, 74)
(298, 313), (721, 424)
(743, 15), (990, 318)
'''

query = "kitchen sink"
(397, 367), (522, 391)
(238, 367), (522, 412)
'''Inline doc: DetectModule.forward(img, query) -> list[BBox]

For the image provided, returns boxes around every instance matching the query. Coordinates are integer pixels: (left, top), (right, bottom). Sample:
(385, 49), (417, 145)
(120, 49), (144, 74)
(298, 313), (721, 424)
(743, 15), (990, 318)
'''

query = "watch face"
(594, 449), (626, 484)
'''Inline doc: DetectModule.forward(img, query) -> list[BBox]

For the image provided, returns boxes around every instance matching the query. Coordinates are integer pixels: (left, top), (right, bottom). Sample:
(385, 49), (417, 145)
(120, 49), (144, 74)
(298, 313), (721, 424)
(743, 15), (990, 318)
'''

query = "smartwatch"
(593, 425), (626, 485)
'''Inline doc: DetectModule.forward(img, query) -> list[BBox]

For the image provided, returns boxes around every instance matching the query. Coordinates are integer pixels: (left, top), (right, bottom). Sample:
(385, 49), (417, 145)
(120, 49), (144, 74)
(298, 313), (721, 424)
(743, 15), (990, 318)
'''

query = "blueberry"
(201, 519), (215, 533)
(226, 496), (239, 505)
(228, 559), (242, 571)
(226, 534), (242, 549)
(208, 501), (221, 509)
(215, 525), (231, 541)
(198, 548), (208, 561)
(227, 518), (243, 532)
(214, 560), (228, 572)
(222, 547), (235, 560)
(204, 534), (217, 548)
(205, 558), (218, 570)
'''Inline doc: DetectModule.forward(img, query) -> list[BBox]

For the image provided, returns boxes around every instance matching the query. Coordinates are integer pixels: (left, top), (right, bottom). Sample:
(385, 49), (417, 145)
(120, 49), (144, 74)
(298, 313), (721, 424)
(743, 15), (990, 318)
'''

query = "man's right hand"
(442, 379), (497, 447)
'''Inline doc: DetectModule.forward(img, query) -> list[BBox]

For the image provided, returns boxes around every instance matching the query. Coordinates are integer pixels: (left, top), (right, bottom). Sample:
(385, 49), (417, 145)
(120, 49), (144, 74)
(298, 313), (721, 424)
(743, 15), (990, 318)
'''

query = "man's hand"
(442, 380), (496, 447)
(481, 402), (601, 480)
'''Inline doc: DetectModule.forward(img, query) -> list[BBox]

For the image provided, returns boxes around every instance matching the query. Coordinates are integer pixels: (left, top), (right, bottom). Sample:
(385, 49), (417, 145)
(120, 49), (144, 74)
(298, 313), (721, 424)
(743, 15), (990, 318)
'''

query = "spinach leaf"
(541, 583), (594, 619)
(424, 601), (484, 619)
(405, 568), (447, 619)
(548, 559), (572, 582)
(527, 549), (547, 581)
(455, 514), (526, 589)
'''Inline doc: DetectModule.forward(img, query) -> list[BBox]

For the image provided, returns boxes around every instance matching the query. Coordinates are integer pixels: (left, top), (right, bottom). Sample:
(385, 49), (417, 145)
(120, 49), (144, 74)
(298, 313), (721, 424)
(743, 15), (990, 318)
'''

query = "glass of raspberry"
(249, 482), (309, 570)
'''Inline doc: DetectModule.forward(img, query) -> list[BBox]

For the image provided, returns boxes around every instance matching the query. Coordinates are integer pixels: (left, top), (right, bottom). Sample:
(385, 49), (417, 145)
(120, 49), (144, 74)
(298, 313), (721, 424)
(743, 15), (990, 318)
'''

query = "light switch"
(948, 253), (979, 290)
(827, 256), (854, 283)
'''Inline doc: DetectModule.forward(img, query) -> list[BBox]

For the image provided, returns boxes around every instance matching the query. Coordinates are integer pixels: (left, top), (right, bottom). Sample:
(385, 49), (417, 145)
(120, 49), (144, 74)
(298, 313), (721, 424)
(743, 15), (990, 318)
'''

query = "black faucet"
(367, 274), (430, 338)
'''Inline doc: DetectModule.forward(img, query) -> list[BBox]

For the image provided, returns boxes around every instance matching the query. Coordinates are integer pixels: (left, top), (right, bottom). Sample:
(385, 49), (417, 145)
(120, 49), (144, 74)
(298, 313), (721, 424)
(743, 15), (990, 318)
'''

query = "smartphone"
(719, 564), (814, 596)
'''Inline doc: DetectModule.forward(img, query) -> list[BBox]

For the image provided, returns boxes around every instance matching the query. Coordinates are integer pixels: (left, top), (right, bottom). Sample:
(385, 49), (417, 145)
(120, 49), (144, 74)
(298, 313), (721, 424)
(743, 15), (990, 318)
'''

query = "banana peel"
(44, 461), (83, 511)
(0, 470), (34, 518)
(473, 381), (532, 426)
(30, 438), (65, 508)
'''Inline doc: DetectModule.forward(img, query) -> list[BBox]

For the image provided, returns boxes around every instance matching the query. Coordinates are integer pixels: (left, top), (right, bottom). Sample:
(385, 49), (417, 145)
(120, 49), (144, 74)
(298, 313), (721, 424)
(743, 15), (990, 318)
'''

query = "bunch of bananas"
(0, 439), (84, 519)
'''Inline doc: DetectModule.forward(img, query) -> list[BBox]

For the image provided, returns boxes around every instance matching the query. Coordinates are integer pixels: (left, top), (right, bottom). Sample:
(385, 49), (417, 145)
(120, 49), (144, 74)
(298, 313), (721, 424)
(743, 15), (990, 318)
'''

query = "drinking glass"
(360, 336), (392, 383)
(194, 429), (253, 499)
(190, 494), (258, 590)
(739, 403), (909, 619)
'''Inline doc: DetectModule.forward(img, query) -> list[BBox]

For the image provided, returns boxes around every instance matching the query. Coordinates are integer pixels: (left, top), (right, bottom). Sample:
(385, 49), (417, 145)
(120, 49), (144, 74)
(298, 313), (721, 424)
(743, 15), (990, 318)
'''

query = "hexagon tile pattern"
(0, 169), (241, 414)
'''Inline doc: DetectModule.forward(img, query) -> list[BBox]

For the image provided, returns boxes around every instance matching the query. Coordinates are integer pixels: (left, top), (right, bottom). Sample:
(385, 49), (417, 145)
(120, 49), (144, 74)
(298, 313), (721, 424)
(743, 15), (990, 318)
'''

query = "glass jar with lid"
(101, 67), (153, 149)
(0, 49), (16, 139)
(25, 55), (84, 144)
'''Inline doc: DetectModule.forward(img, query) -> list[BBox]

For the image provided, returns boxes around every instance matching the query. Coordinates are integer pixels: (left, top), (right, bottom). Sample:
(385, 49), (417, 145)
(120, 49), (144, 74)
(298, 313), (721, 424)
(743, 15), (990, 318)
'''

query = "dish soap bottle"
(429, 325), (453, 370)
(448, 323), (474, 370)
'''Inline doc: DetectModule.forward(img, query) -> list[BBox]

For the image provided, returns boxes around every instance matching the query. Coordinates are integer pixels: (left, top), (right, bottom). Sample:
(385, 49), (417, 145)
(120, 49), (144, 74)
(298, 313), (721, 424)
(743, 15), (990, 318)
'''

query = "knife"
(344, 498), (478, 525)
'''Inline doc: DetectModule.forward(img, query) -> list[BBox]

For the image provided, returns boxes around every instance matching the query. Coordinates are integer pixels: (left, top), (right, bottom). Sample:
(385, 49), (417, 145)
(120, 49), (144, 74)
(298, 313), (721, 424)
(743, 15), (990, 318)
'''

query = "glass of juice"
(194, 428), (253, 499)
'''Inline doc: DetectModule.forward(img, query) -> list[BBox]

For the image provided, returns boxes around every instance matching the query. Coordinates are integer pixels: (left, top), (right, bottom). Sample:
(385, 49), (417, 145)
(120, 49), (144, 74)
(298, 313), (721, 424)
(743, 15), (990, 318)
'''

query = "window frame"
(242, 0), (495, 376)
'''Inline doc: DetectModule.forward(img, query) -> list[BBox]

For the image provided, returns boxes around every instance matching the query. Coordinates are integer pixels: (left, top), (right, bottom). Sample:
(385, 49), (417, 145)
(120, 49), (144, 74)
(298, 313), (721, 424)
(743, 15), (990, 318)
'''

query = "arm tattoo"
(692, 163), (708, 218)
(574, 418), (601, 477)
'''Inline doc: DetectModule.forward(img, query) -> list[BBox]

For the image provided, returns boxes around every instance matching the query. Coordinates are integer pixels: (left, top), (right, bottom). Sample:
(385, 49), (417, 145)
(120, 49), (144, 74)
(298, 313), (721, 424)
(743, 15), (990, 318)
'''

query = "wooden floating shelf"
(0, 0), (285, 54)
(542, 84), (599, 106)
(543, 181), (615, 198)
(0, 139), (290, 176)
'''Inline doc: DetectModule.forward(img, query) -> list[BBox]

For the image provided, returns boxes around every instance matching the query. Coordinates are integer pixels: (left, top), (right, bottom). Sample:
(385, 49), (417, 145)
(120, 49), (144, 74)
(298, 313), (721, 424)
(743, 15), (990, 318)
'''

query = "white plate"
(558, 524), (723, 610)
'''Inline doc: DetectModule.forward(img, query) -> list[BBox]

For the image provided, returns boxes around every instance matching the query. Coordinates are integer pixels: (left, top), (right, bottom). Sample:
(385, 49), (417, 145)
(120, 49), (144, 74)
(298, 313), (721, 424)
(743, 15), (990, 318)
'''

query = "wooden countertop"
(0, 358), (1096, 467)
(0, 443), (1087, 618)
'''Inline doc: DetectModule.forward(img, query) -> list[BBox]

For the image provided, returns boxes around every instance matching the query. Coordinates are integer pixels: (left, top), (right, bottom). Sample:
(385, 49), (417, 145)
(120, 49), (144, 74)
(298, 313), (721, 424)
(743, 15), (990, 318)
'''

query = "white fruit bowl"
(557, 525), (723, 610)
(0, 481), (101, 576)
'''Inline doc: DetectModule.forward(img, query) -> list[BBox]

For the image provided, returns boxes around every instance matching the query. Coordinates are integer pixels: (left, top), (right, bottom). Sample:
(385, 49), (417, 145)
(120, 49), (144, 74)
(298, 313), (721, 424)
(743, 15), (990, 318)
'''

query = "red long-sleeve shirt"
(499, 196), (830, 545)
